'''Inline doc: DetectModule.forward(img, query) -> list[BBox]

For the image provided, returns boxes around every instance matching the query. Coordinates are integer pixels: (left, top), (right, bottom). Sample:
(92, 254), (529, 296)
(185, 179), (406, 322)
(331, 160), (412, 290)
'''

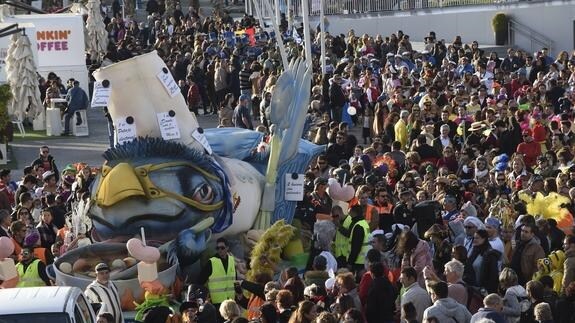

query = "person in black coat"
(467, 229), (501, 294)
(366, 262), (396, 323)
(329, 74), (347, 123)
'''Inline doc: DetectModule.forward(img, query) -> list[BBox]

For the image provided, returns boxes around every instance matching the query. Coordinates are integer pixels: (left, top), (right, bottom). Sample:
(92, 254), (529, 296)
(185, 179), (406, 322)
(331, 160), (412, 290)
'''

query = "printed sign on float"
(115, 118), (137, 145)
(156, 112), (181, 140)
(156, 70), (180, 97)
(192, 129), (213, 155)
(91, 81), (111, 107)
(285, 174), (305, 201)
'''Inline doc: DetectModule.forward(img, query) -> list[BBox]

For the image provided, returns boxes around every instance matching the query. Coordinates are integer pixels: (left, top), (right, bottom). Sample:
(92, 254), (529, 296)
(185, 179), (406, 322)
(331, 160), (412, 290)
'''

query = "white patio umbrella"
(5, 32), (42, 122)
(85, 0), (108, 62)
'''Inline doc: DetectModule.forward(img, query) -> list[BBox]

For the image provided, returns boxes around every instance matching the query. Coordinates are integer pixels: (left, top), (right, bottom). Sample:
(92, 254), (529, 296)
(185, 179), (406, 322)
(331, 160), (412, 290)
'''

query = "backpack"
(458, 282), (485, 314)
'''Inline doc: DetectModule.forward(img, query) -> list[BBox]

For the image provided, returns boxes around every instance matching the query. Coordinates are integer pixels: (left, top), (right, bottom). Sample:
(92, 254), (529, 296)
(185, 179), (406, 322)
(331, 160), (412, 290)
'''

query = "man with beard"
(511, 223), (545, 285)
(373, 188), (394, 233)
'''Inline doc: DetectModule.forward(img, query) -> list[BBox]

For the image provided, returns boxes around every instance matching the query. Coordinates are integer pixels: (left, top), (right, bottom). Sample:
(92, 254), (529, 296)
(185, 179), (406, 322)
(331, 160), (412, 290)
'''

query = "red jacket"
(517, 141), (541, 168)
(187, 83), (201, 107)
(532, 122), (547, 143)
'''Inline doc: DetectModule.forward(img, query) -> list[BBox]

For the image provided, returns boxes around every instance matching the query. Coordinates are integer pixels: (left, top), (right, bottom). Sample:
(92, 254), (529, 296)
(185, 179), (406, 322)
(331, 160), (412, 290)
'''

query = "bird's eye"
(192, 183), (214, 204)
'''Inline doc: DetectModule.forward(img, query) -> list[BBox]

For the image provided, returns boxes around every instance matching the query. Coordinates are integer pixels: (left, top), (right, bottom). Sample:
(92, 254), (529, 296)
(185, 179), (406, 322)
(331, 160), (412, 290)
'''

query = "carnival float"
(51, 51), (323, 309)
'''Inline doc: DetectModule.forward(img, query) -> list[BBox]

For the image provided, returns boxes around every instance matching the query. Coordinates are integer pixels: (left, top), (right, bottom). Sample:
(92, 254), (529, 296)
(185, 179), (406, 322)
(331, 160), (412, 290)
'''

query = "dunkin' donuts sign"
(37, 29), (72, 51)
(5, 14), (85, 68)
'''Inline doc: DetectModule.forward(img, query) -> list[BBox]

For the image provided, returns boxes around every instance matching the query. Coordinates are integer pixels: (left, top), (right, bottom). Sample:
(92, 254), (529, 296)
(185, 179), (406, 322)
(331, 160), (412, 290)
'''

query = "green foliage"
(0, 84), (12, 142)
(492, 12), (509, 33)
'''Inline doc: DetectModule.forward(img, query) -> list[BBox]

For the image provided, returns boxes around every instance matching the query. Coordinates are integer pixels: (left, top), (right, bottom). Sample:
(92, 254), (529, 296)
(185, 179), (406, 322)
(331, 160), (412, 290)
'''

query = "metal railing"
(247, 0), (517, 17)
(507, 17), (553, 54)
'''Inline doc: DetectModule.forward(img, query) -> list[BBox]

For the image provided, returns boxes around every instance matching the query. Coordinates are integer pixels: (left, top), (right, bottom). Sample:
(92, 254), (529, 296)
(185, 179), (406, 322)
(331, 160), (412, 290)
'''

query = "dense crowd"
(3, 2), (575, 323)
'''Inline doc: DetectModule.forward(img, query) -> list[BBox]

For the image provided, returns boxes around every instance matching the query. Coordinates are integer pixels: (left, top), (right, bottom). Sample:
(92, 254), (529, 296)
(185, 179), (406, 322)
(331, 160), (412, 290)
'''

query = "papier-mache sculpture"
(127, 231), (174, 321)
(0, 236), (18, 288)
(53, 51), (323, 309)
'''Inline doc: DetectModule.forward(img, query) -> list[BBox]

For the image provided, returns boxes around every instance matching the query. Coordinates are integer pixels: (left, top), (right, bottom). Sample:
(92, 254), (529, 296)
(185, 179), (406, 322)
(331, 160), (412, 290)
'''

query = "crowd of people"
(3, 2), (575, 323)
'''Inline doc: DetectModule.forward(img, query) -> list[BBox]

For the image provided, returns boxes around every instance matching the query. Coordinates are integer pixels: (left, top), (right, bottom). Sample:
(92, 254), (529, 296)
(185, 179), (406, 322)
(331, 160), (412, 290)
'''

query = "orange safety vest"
(364, 205), (376, 223)
(246, 294), (265, 320)
(33, 248), (47, 265)
(374, 204), (393, 215)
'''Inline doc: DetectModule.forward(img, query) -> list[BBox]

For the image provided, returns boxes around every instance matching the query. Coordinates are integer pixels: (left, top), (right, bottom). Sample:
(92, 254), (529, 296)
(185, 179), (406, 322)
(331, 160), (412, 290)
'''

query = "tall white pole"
(287, 0), (292, 31)
(252, 0), (266, 31)
(263, 0), (289, 69)
(301, 0), (312, 66)
(275, 0), (281, 26)
(320, 0), (325, 75)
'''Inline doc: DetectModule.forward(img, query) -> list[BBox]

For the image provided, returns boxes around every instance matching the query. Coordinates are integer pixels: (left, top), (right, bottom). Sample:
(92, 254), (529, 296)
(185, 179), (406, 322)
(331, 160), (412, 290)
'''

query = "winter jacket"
(470, 307), (506, 323)
(467, 247), (501, 293)
(366, 276), (396, 323)
(562, 249), (575, 295)
(422, 297), (472, 323)
(501, 285), (528, 323)
(401, 282), (431, 322)
(513, 238), (545, 285)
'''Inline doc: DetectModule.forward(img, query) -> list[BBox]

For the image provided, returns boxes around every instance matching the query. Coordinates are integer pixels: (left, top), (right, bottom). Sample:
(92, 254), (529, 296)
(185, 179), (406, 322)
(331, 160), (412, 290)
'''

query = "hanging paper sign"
(192, 128), (213, 155)
(115, 117), (137, 145)
(156, 68), (180, 97)
(285, 173), (305, 201)
(156, 112), (181, 140)
(91, 81), (111, 107)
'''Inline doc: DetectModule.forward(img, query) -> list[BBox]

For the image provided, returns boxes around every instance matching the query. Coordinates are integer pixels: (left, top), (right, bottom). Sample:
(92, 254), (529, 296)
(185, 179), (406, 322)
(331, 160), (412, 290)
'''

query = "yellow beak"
(96, 162), (146, 207)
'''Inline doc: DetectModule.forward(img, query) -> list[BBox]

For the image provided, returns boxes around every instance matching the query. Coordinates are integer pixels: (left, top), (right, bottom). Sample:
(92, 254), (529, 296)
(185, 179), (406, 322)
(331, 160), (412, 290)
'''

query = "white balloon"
(347, 106), (357, 116)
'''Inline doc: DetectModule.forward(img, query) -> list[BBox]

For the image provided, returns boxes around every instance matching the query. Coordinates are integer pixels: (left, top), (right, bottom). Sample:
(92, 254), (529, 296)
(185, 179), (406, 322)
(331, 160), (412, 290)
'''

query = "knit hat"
(463, 216), (485, 230)
(460, 201), (477, 218)
(484, 217), (501, 229)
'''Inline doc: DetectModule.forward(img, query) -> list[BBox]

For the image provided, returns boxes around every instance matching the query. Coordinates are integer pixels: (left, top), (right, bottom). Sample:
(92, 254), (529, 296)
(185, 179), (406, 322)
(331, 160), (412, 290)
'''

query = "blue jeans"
(240, 88), (253, 116)
(63, 110), (83, 133)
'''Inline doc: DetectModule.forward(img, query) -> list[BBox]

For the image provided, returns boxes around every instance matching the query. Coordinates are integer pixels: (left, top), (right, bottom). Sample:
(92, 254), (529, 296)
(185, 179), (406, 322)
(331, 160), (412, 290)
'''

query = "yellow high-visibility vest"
(16, 259), (44, 287)
(207, 256), (236, 304)
(334, 215), (352, 258)
(351, 219), (370, 265)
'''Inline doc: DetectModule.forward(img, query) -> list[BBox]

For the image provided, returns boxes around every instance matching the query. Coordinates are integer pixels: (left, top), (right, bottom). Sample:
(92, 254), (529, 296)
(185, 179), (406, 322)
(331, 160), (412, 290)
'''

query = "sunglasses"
(41, 150), (49, 154)
(216, 246), (227, 250)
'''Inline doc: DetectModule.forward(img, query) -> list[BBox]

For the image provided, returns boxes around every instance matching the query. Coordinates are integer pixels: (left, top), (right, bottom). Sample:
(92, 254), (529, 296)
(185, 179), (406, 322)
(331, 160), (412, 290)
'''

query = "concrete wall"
(308, 0), (575, 56)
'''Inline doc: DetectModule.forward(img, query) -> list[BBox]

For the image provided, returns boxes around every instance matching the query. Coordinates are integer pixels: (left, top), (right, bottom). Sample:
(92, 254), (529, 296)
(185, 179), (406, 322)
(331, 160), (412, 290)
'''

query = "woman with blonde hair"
(219, 299), (241, 323)
(263, 75), (277, 94)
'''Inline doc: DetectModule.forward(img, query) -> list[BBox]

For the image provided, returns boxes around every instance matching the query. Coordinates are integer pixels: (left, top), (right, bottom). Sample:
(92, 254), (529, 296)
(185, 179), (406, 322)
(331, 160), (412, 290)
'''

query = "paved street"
(9, 109), (221, 179)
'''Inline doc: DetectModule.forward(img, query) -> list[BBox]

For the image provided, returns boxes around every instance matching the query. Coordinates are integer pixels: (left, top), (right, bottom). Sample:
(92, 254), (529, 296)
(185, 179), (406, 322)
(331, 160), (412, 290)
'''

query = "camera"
(234, 282), (242, 294)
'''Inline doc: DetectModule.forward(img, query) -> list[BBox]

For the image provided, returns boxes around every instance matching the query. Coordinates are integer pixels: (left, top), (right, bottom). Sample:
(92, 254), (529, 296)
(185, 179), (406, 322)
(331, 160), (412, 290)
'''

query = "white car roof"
(0, 286), (78, 314)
